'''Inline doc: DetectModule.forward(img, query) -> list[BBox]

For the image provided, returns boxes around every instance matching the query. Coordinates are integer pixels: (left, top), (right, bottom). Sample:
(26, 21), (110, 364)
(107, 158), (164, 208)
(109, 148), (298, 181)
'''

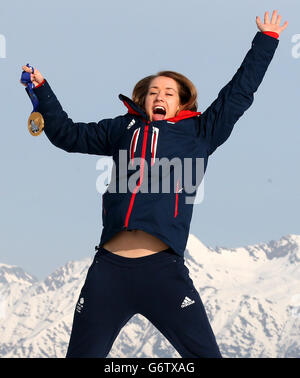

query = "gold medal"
(28, 112), (44, 136)
(21, 64), (45, 136)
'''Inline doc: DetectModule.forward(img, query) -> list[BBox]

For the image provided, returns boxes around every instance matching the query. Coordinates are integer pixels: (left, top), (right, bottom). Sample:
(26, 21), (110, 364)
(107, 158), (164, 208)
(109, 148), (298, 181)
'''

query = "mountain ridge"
(0, 233), (299, 358)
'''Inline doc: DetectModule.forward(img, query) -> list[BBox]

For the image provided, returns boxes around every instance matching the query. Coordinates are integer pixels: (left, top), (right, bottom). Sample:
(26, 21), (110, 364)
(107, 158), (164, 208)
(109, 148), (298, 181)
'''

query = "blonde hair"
(132, 70), (198, 112)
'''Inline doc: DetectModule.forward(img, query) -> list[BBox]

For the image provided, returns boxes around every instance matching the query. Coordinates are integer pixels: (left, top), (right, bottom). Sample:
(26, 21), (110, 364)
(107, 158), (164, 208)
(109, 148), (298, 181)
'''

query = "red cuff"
(263, 31), (279, 39)
(34, 79), (45, 89)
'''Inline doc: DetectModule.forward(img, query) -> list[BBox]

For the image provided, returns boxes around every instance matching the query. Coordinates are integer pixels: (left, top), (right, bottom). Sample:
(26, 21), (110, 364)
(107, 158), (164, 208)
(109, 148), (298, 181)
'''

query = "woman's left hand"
(256, 10), (288, 35)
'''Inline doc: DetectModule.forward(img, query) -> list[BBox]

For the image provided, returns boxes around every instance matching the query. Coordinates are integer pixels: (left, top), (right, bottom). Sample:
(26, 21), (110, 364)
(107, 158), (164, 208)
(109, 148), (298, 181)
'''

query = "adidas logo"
(76, 297), (84, 313)
(181, 296), (195, 308)
(127, 119), (136, 129)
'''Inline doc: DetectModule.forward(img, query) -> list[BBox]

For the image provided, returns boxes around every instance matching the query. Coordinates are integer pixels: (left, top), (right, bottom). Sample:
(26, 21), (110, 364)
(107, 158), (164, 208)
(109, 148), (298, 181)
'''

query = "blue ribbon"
(20, 63), (39, 112)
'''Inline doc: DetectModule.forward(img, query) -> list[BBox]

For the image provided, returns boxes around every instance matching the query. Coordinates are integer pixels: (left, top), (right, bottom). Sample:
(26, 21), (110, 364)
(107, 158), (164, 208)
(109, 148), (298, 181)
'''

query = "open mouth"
(152, 106), (166, 121)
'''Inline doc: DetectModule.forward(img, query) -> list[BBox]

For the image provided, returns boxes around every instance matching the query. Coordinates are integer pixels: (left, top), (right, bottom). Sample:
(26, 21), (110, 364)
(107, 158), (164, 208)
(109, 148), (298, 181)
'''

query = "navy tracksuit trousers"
(66, 246), (222, 358)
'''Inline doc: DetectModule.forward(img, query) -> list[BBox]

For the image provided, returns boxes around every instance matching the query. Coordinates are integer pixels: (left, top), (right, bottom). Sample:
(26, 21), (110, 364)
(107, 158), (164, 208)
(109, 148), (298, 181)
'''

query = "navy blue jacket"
(33, 32), (279, 257)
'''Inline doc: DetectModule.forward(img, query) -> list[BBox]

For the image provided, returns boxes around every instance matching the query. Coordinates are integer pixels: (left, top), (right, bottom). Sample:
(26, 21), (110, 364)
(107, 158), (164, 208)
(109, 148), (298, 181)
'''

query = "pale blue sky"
(0, 0), (299, 279)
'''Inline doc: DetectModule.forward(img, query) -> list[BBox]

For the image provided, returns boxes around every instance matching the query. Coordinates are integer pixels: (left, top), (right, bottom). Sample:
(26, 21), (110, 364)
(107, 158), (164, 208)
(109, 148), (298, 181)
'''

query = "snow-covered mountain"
(1, 233), (300, 358)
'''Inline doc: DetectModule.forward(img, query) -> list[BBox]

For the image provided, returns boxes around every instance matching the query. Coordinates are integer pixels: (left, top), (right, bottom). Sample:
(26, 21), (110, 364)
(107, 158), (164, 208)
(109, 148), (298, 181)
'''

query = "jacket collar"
(119, 94), (201, 123)
(119, 94), (148, 120)
(166, 110), (202, 123)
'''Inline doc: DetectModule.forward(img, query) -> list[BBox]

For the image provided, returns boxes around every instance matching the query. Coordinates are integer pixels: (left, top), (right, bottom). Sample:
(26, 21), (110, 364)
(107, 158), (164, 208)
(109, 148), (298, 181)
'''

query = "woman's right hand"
(19, 65), (45, 87)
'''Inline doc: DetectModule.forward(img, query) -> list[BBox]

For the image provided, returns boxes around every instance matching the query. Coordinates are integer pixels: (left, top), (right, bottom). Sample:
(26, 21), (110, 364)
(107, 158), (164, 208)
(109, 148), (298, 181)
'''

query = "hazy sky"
(0, 0), (299, 279)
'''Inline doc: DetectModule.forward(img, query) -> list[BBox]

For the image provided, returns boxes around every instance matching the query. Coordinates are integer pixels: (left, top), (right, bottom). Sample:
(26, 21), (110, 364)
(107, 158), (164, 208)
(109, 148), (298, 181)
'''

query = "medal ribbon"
(20, 63), (39, 112)
(20, 63), (44, 135)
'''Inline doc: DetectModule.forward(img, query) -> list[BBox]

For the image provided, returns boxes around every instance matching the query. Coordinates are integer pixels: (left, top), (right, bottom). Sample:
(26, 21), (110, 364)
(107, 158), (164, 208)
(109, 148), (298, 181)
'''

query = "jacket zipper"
(102, 196), (106, 215)
(174, 179), (180, 218)
(124, 122), (150, 228)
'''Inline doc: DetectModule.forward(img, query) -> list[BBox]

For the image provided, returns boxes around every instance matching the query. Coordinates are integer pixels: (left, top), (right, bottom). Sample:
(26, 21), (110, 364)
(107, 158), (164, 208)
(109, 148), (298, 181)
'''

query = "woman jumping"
(20, 10), (287, 358)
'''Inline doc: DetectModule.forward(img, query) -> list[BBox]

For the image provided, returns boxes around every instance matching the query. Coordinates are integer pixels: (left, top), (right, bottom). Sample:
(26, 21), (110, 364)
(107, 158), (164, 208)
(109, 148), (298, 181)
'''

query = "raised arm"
(197, 10), (287, 156)
(20, 66), (126, 156)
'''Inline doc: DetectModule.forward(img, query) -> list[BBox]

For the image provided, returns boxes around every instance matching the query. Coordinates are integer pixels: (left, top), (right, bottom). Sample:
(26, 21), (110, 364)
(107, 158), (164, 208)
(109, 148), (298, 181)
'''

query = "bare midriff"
(102, 229), (170, 258)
